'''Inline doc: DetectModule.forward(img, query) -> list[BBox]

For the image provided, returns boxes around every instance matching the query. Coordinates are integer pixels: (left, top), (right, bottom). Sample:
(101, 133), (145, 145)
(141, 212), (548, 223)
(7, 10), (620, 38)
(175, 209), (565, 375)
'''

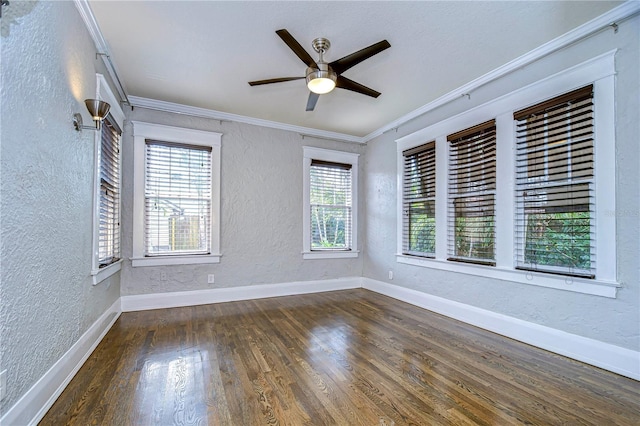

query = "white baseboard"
(121, 277), (362, 312)
(0, 299), (122, 426)
(5, 277), (636, 426)
(362, 278), (640, 381)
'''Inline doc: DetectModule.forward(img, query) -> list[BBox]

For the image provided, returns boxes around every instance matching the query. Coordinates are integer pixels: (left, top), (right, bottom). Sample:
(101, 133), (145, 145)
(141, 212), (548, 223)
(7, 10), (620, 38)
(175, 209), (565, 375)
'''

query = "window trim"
(303, 146), (359, 259)
(395, 50), (618, 298)
(131, 122), (222, 267)
(91, 74), (124, 285)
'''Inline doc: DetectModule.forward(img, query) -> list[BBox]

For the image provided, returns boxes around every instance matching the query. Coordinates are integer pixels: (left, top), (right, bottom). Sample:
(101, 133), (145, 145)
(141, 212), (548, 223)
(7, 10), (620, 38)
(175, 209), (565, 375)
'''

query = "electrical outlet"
(388, 270), (394, 280)
(160, 272), (167, 281)
(207, 274), (215, 284)
(0, 369), (7, 401)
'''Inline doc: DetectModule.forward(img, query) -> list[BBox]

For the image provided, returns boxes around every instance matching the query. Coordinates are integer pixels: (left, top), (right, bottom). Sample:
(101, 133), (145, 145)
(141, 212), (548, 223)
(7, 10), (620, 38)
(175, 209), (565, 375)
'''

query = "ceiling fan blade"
(248, 77), (304, 86)
(276, 29), (318, 69)
(335, 76), (381, 98)
(306, 92), (320, 111)
(330, 40), (390, 74)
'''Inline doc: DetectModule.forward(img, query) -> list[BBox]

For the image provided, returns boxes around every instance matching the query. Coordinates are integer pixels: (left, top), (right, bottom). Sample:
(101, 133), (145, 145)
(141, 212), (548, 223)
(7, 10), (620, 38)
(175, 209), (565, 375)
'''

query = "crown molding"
(74, 0), (129, 103)
(362, 0), (640, 142)
(128, 96), (366, 144)
(75, 0), (639, 144)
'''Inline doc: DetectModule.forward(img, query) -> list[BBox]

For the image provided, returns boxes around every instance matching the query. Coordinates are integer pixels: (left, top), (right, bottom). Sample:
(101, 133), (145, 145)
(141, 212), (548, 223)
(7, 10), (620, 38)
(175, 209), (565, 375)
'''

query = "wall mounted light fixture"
(73, 99), (111, 131)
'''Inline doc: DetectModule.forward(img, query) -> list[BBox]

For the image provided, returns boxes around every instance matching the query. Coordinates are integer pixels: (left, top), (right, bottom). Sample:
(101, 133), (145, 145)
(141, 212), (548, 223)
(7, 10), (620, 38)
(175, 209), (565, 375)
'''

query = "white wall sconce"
(73, 99), (110, 131)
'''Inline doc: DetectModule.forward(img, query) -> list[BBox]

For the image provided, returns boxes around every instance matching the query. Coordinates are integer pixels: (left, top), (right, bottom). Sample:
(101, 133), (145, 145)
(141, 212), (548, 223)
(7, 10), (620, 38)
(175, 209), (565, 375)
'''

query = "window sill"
(131, 254), (221, 267)
(91, 259), (122, 286)
(303, 250), (359, 260)
(396, 254), (619, 298)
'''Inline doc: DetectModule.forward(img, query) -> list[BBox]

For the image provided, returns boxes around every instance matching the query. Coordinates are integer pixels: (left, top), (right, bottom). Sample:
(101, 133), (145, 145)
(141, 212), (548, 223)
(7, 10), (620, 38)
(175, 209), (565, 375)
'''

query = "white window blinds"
(145, 141), (212, 256)
(402, 142), (436, 257)
(514, 85), (595, 278)
(447, 120), (496, 265)
(310, 160), (352, 250)
(98, 116), (121, 267)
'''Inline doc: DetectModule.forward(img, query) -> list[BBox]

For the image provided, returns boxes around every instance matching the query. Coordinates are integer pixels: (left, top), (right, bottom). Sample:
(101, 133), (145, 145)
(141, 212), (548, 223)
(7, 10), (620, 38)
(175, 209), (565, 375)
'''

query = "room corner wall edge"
(362, 278), (640, 381)
(120, 277), (363, 312)
(0, 299), (122, 426)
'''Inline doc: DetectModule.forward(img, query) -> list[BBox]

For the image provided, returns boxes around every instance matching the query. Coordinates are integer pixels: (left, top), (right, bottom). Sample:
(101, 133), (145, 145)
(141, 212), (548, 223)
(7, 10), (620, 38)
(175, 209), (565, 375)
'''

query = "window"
(303, 147), (358, 259)
(145, 141), (212, 257)
(395, 51), (617, 297)
(98, 116), (121, 266)
(91, 74), (125, 285)
(132, 122), (222, 267)
(447, 121), (497, 265)
(514, 85), (594, 278)
(402, 142), (436, 257)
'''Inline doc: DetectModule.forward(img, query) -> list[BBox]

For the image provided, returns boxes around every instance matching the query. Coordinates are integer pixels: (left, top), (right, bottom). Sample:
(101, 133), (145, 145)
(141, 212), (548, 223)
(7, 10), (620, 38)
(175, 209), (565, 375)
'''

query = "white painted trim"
(96, 74), (124, 129)
(91, 259), (122, 285)
(131, 121), (222, 264)
(396, 255), (618, 298)
(131, 254), (221, 267)
(396, 50), (616, 150)
(129, 96), (365, 144)
(362, 278), (640, 380)
(91, 74), (124, 285)
(302, 251), (359, 260)
(395, 51), (619, 294)
(364, 1), (640, 141)
(121, 277), (362, 312)
(76, 0), (638, 143)
(302, 147), (359, 257)
(0, 299), (121, 426)
(74, 0), (128, 103)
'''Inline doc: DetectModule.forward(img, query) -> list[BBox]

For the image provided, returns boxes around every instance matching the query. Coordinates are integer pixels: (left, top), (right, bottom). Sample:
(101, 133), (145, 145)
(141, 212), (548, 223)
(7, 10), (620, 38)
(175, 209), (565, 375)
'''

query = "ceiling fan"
(248, 29), (390, 111)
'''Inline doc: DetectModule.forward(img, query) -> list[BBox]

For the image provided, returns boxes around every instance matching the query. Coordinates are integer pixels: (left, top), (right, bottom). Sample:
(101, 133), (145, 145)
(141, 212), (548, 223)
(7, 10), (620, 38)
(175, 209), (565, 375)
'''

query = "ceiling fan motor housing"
(306, 62), (337, 82)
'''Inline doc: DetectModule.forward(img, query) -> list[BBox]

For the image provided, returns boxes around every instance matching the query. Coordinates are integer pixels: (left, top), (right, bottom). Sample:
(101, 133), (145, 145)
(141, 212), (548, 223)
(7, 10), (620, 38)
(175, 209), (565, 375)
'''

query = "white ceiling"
(88, 1), (621, 138)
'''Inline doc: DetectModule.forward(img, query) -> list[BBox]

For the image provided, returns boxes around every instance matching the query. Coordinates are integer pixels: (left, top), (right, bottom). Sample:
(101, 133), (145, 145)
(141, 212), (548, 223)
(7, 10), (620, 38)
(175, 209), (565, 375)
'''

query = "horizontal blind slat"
(514, 86), (594, 276)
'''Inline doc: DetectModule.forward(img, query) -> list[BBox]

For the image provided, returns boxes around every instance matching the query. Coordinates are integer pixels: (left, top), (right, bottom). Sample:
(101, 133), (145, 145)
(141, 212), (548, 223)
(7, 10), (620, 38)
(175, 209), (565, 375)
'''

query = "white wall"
(0, 1), (121, 414)
(363, 15), (640, 351)
(119, 107), (365, 296)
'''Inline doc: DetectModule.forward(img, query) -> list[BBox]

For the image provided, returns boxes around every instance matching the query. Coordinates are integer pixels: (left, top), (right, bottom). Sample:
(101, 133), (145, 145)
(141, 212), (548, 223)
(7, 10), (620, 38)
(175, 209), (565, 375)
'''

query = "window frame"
(447, 121), (497, 266)
(303, 146), (359, 259)
(395, 50), (618, 298)
(513, 85), (596, 278)
(91, 74), (124, 285)
(131, 122), (222, 267)
(402, 142), (437, 258)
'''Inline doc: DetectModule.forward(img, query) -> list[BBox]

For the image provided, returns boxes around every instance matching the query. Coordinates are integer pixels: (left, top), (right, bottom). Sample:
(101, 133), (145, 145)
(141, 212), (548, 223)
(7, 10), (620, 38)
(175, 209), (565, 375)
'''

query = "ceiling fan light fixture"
(306, 64), (337, 95)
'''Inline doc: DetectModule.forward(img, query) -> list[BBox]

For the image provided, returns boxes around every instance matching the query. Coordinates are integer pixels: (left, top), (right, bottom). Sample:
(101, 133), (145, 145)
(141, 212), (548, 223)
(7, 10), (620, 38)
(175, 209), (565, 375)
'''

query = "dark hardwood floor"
(40, 289), (639, 425)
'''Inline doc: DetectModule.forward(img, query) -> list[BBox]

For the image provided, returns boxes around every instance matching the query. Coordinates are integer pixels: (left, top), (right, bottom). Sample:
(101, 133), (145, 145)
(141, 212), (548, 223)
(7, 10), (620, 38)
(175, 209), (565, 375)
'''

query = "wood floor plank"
(40, 289), (640, 425)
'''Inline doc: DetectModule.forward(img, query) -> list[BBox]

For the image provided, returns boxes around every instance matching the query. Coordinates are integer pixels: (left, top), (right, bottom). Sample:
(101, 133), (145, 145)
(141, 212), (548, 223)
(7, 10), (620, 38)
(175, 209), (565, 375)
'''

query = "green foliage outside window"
(454, 216), (495, 260)
(524, 212), (590, 270)
(407, 201), (435, 254)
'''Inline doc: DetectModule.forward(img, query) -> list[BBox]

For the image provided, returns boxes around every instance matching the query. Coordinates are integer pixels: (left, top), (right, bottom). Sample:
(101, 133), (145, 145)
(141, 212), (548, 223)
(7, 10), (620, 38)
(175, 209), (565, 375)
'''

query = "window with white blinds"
(447, 120), (496, 265)
(144, 140), (212, 256)
(98, 115), (121, 267)
(310, 160), (352, 250)
(402, 142), (436, 257)
(514, 85), (595, 278)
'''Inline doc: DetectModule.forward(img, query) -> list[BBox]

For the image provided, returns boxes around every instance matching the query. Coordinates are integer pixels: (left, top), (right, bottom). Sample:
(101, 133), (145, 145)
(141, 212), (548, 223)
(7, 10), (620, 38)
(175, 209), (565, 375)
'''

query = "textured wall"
(363, 16), (640, 351)
(120, 108), (365, 295)
(0, 1), (121, 413)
